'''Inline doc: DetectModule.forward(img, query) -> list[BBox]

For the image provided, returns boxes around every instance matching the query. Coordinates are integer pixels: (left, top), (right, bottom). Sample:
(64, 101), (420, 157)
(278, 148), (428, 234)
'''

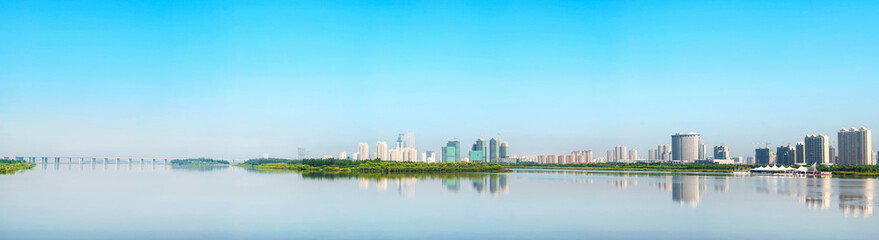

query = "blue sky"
(1, 0), (878, 159)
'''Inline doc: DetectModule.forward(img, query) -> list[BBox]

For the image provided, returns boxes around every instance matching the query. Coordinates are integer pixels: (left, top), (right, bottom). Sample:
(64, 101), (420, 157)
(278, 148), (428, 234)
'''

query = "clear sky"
(1, 0), (878, 159)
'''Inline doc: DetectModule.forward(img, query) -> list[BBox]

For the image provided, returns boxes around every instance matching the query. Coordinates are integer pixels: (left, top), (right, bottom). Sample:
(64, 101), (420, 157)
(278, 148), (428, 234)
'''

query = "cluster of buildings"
(441, 135), (512, 163)
(336, 133), (513, 163)
(755, 127), (873, 165)
(530, 126), (877, 166)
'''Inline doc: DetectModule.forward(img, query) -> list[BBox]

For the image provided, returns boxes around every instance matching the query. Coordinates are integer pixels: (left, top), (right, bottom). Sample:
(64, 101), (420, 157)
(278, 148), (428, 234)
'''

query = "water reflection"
(672, 176), (706, 207)
(839, 180), (874, 218)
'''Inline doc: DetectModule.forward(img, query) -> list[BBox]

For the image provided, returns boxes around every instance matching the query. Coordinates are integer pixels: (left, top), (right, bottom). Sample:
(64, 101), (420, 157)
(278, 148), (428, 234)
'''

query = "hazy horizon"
(2, 0), (878, 159)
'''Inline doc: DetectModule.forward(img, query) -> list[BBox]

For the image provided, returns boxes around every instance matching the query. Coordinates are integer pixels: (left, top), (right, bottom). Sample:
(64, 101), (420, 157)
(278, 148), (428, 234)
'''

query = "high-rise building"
(672, 133), (701, 163)
(648, 149), (656, 161)
(838, 127), (873, 165)
(358, 143), (369, 161)
(403, 148), (417, 162)
(376, 141), (388, 160)
(776, 145), (796, 165)
(795, 142), (806, 164)
(606, 150), (613, 163)
(425, 151), (436, 163)
(499, 142), (510, 159)
(339, 152), (347, 160)
(614, 146), (628, 162)
(657, 144), (671, 161)
(829, 145), (836, 164)
(805, 134), (830, 165)
(470, 138), (486, 162)
(396, 134), (406, 149)
(297, 147), (308, 159)
(489, 138), (500, 162)
(755, 147), (775, 164)
(352, 152), (360, 161)
(713, 145), (730, 160)
(628, 149), (637, 161)
(442, 140), (460, 163)
(698, 143), (706, 160)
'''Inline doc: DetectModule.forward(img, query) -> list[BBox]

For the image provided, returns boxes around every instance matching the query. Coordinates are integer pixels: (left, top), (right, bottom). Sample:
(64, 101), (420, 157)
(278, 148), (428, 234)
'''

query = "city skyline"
(2, 1), (878, 159)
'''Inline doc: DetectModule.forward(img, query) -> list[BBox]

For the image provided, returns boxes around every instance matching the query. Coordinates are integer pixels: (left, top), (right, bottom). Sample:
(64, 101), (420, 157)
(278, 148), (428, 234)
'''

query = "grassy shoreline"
(240, 158), (512, 174)
(0, 160), (36, 175)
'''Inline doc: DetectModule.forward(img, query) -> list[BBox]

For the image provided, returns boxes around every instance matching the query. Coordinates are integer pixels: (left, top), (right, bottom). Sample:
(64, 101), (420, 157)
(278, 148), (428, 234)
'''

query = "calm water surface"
(1, 164), (878, 239)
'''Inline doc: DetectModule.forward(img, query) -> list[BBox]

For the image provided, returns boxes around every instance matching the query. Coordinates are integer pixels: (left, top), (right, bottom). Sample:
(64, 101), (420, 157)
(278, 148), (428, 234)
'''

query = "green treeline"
(0, 160), (36, 175)
(500, 162), (879, 176)
(169, 158), (229, 166)
(244, 158), (511, 174)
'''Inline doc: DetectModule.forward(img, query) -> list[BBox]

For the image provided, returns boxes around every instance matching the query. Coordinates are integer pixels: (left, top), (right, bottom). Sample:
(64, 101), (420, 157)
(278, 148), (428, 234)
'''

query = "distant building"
(755, 147), (774, 164)
(628, 149), (637, 161)
(499, 142), (510, 158)
(699, 143), (707, 160)
(657, 144), (671, 161)
(672, 133), (701, 163)
(376, 141), (388, 160)
(776, 145), (796, 165)
(614, 146), (628, 162)
(805, 134), (830, 165)
(489, 138), (500, 162)
(606, 150), (613, 163)
(358, 143), (369, 161)
(442, 140), (460, 163)
(648, 149), (656, 161)
(795, 142), (806, 164)
(829, 145), (836, 164)
(838, 127), (873, 165)
(713, 145), (730, 160)
(339, 152), (347, 160)
(471, 138), (486, 162)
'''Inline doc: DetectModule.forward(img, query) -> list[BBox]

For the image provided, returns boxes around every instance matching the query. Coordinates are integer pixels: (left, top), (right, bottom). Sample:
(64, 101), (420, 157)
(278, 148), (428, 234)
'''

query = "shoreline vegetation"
(499, 162), (879, 177)
(0, 160), (36, 175)
(239, 158), (511, 174)
(169, 158), (230, 166)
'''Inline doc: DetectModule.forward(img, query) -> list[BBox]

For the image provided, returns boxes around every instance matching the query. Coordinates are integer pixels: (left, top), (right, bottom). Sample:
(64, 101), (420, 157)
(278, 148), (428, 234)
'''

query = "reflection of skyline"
(839, 180), (874, 218)
(801, 178), (832, 210)
(672, 176), (705, 208)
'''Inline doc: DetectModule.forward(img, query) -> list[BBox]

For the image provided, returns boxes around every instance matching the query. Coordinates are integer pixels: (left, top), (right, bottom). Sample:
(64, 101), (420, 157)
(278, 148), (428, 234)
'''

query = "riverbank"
(242, 159), (512, 173)
(0, 160), (36, 175)
(501, 162), (879, 177)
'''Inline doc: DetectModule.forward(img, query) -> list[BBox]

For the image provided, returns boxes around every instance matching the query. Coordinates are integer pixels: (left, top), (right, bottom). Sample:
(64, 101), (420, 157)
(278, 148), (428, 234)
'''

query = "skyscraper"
(829, 145), (836, 164)
(776, 145), (796, 165)
(628, 149), (637, 161)
(838, 127), (873, 165)
(470, 138), (486, 163)
(396, 134), (406, 149)
(713, 145), (730, 160)
(672, 133), (701, 163)
(376, 141), (388, 160)
(755, 147), (774, 164)
(698, 142), (706, 160)
(442, 140), (460, 163)
(657, 144), (671, 161)
(339, 152), (347, 160)
(607, 150), (613, 163)
(489, 137), (500, 162)
(805, 134), (830, 165)
(358, 143), (369, 161)
(648, 149), (656, 161)
(795, 142), (805, 164)
(499, 142), (510, 159)
(614, 146), (628, 162)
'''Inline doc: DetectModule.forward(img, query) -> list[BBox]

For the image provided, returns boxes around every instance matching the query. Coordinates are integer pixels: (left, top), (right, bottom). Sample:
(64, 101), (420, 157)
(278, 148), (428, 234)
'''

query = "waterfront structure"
(489, 137), (500, 162)
(628, 149), (637, 161)
(805, 134), (830, 165)
(713, 145), (729, 160)
(499, 142), (510, 158)
(358, 143), (369, 160)
(672, 133), (701, 163)
(442, 140), (461, 163)
(776, 145), (796, 165)
(376, 141), (388, 160)
(795, 142), (806, 164)
(755, 147), (775, 164)
(838, 127), (873, 165)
